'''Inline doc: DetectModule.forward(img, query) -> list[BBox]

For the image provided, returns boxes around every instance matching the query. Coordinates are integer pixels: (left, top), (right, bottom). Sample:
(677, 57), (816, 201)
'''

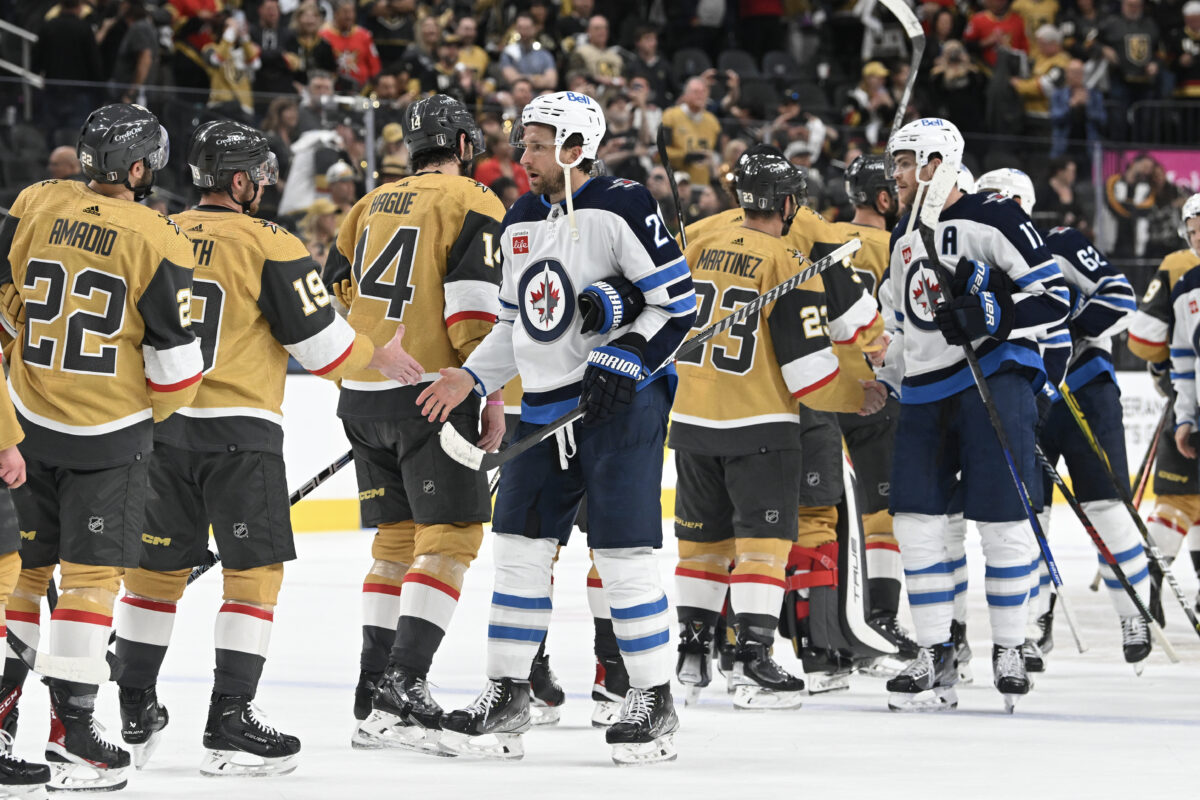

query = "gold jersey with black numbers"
(1129, 249), (1200, 364)
(155, 207), (376, 455)
(328, 171), (504, 420)
(828, 220), (891, 383)
(670, 225), (864, 457)
(661, 105), (722, 185)
(0, 179), (201, 469)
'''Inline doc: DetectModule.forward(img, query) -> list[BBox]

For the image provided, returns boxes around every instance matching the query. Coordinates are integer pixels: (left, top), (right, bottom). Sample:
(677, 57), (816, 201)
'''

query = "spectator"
(1011, 0), (1060, 45)
(1105, 153), (1159, 257)
(626, 25), (674, 108)
(475, 133), (531, 194)
(455, 15), (490, 84)
(489, 175), (522, 209)
(694, 181), (728, 220)
(378, 153), (408, 184)
(110, 0), (160, 104)
(31, 0), (101, 144)
(526, 0), (565, 62)
(1050, 58), (1106, 169)
(567, 15), (625, 94)
(921, 7), (965, 75)
(326, 161), (359, 216)
(428, 33), (468, 99)
(645, 164), (679, 234)
(842, 61), (895, 147)
(1059, 0), (1103, 63)
(785, 140), (826, 210)
(1145, 164), (1187, 258)
(46, 146), (83, 181)
(285, 1), (337, 83)
(296, 70), (337, 134)
(201, 11), (261, 118)
(500, 12), (559, 91)
(556, 0), (594, 44)
(1011, 25), (1070, 136)
(379, 123), (406, 160)
(372, 73), (409, 132)
(502, 78), (535, 121)
(596, 93), (650, 183)
(321, 0), (382, 90)
(1166, 1), (1200, 98)
(367, 0), (416, 71)
(1100, 0), (1163, 140)
(627, 74), (663, 140)
(715, 138), (748, 198)
(927, 40), (989, 152)
(166, 0), (223, 91)
(261, 95), (300, 179)
(1038, 156), (1092, 236)
(299, 197), (341, 267)
(661, 77), (723, 186)
(251, 0), (295, 110)
(964, 0), (1029, 67)
(400, 14), (440, 89)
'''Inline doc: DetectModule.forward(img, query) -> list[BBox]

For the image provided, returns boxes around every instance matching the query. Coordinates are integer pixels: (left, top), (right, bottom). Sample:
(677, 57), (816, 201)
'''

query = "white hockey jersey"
(462, 176), (697, 422)
(877, 192), (1069, 404)
(1169, 265), (1200, 427)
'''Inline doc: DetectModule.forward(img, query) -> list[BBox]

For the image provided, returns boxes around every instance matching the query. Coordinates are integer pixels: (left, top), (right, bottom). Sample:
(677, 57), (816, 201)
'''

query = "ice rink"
(6, 509), (1198, 800)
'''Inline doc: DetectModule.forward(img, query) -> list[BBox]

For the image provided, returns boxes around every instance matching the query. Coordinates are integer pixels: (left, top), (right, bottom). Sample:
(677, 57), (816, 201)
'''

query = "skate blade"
(1132, 660), (1145, 677)
(46, 759), (128, 793)
(352, 712), (453, 757)
(611, 733), (677, 766)
(957, 664), (974, 685)
(129, 733), (162, 770)
(887, 686), (958, 713)
(1001, 693), (1024, 714)
(591, 701), (621, 728)
(732, 685), (802, 710)
(438, 731), (524, 761)
(804, 672), (850, 695)
(199, 749), (298, 777)
(860, 655), (907, 678)
(529, 703), (562, 727)
(682, 685), (704, 706)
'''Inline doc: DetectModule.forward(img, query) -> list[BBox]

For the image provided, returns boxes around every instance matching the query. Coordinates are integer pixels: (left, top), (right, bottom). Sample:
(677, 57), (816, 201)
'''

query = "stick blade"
(918, 160), (959, 231)
(439, 422), (485, 470)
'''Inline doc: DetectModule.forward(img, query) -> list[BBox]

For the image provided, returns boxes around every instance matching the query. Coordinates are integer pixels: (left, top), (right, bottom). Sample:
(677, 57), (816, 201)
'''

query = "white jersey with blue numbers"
(1037, 226), (1136, 393)
(877, 192), (1070, 404)
(1169, 265), (1200, 427)
(462, 176), (697, 422)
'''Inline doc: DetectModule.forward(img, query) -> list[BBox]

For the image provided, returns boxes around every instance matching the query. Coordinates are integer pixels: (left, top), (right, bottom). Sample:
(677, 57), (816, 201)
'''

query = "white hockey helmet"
(887, 118), (965, 171)
(957, 164), (976, 194)
(976, 167), (1037, 215)
(511, 91), (606, 168)
(1182, 193), (1200, 252)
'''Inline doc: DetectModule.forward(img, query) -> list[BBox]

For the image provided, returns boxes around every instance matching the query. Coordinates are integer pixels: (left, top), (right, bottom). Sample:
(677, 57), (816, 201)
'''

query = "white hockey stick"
(877, 0), (926, 146)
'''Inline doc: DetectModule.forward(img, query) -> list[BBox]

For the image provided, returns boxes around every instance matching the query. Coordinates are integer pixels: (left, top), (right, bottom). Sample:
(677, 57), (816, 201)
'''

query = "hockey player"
(417, 90), (696, 765)
(112, 120), (419, 777)
(319, 95), (507, 755)
(671, 148), (886, 709)
(878, 119), (1069, 712)
(0, 104), (202, 791)
(976, 167), (1150, 671)
(1129, 194), (1200, 614)
(1168, 252), (1200, 567)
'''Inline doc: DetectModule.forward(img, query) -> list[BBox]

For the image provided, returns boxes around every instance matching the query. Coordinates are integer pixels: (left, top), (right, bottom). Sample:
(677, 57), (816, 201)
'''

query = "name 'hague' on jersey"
(0, 179), (202, 469)
(329, 171), (505, 420)
(155, 207), (375, 454)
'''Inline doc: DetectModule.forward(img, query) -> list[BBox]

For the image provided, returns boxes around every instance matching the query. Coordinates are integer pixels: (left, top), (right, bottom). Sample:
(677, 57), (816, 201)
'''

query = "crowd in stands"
(2, 0), (1200, 266)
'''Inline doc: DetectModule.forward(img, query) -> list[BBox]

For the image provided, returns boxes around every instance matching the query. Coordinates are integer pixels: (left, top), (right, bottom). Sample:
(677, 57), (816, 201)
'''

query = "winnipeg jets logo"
(518, 258), (575, 343)
(904, 261), (942, 331)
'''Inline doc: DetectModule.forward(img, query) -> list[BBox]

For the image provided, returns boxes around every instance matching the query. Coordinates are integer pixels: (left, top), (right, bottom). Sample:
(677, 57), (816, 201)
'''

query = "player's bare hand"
(0, 445), (25, 489)
(417, 367), (475, 423)
(368, 324), (424, 385)
(864, 331), (890, 367)
(477, 399), (505, 452)
(1176, 423), (1197, 459)
(858, 380), (887, 416)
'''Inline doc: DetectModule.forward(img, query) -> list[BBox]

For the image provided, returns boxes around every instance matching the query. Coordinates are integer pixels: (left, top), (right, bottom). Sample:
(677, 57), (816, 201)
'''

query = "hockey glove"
(580, 344), (645, 426)
(948, 257), (1017, 298)
(934, 290), (1014, 346)
(1149, 360), (1172, 398)
(0, 283), (24, 332)
(578, 275), (646, 335)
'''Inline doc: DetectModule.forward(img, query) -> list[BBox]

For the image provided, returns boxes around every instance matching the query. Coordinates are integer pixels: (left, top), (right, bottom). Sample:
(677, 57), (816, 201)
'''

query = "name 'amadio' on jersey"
(47, 217), (118, 256)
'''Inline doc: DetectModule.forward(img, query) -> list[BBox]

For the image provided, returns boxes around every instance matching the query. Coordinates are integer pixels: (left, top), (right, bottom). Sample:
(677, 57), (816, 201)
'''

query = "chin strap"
(124, 159), (154, 202)
(225, 181), (260, 214)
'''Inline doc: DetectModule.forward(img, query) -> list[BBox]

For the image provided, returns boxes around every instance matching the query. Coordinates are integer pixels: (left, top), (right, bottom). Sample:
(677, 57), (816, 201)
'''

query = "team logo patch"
(423, 480), (436, 495)
(512, 231), (530, 254)
(806, 472), (821, 487)
(765, 509), (779, 524)
(88, 516), (104, 535)
(902, 246), (912, 265)
(518, 258), (576, 343)
(904, 262), (942, 331)
(233, 522), (248, 539)
(878, 482), (890, 497)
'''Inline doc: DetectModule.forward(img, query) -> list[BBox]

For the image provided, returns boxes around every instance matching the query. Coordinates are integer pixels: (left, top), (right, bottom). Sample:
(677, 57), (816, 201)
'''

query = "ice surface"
(15, 510), (1199, 799)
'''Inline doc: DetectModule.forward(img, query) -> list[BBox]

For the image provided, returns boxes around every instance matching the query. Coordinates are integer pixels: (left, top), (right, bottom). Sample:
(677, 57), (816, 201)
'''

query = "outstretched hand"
(368, 324), (424, 385)
(858, 380), (887, 416)
(416, 367), (477, 423)
(1177, 423), (1197, 460)
(0, 445), (25, 488)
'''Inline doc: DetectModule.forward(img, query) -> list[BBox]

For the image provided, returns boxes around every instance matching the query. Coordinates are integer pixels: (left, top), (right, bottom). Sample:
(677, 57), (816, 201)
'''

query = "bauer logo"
(512, 232), (530, 254)
(88, 516), (104, 535)
(233, 522), (249, 539)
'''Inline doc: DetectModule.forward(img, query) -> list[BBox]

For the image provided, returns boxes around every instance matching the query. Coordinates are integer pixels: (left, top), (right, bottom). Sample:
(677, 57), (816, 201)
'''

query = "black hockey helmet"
(736, 145), (807, 214)
(187, 120), (278, 191)
(77, 103), (169, 186)
(845, 154), (896, 208)
(403, 94), (484, 163)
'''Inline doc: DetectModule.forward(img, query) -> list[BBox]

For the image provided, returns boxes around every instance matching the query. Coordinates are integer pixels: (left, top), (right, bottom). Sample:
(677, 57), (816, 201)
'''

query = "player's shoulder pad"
(247, 215), (311, 261)
(889, 215), (910, 252)
(575, 175), (659, 218)
(1161, 248), (1200, 286)
(432, 173), (506, 220)
(501, 190), (547, 229)
(1042, 224), (1090, 255)
(1170, 262), (1200, 303)
(948, 191), (1050, 259)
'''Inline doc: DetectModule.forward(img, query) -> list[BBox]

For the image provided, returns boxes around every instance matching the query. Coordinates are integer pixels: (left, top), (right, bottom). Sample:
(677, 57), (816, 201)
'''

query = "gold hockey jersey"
(828, 220), (891, 383)
(670, 225), (865, 457)
(156, 206), (376, 454)
(328, 171), (504, 420)
(661, 105), (723, 186)
(0, 180), (201, 468)
(1128, 249), (1199, 364)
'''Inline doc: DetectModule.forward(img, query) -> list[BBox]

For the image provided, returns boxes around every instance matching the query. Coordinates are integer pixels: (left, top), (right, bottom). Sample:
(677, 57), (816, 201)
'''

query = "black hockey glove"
(948, 256), (1017, 298)
(1148, 360), (1172, 398)
(578, 275), (646, 335)
(934, 290), (1014, 346)
(580, 344), (645, 426)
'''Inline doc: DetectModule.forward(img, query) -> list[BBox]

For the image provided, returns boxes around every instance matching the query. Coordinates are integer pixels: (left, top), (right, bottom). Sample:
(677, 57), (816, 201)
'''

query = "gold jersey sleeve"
(0, 180), (202, 468)
(334, 172), (504, 420)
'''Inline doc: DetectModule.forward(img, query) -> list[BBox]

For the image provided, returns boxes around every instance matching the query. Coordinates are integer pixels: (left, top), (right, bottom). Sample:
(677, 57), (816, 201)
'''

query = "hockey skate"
(606, 684), (678, 766)
(440, 679), (530, 761)
(591, 657), (629, 727)
(118, 686), (169, 769)
(353, 667), (449, 756)
(1120, 616), (1152, 675)
(675, 620), (713, 705)
(950, 620), (973, 684)
(1021, 640), (1045, 673)
(731, 643), (804, 709)
(0, 733), (49, 800)
(0, 683), (20, 741)
(200, 694), (300, 777)
(992, 645), (1031, 713)
(1035, 596), (1055, 656)
(353, 670), (381, 722)
(862, 613), (919, 678)
(529, 653), (565, 726)
(45, 686), (130, 792)
(886, 642), (958, 712)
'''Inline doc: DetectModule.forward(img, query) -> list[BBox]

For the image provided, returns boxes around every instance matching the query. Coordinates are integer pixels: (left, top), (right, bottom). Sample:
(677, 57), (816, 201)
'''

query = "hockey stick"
(877, 0), (926, 148)
(912, 162), (1088, 653)
(1090, 399), (1168, 591)
(1059, 384), (1200, 639)
(440, 238), (864, 471)
(187, 449), (355, 584)
(656, 125), (688, 249)
(1036, 444), (1179, 662)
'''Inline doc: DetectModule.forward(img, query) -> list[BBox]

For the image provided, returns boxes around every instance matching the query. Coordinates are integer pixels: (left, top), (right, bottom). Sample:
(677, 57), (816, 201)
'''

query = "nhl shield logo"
(518, 258), (576, 343)
(806, 472), (821, 487)
(233, 522), (248, 539)
(423, 480), (436, 495)
(88, 516), (104, 535)
(765, 509), (780, 524)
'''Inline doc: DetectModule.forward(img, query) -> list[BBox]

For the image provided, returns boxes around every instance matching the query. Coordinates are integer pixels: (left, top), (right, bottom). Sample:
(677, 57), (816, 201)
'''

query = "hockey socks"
(1084, 500), (1152, 617)
(360, 563), (405, 676)
(214, 602), (272, 697)
(390, 552), (468, 675)
(593, 548), (673, 689)
(895, 513), (955, 647)
(978, 521), (1036, 648)
(114, 595), (177, 690)
(485, 535), (556, 679)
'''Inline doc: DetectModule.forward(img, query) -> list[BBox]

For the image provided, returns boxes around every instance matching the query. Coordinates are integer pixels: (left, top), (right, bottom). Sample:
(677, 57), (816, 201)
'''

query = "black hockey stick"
(1036, 444), (1179, 662)
(656, 125), (688, 249)
(912, 164), (1088, 653)
(187, 449), (355, 584)
(878, 0), (926, 148)
(1060, 384), (1200, 639)
(440, 238), (863, 471)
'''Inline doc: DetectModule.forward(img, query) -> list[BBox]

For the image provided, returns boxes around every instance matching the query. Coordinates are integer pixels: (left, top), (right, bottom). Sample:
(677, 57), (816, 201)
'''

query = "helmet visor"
(144, 125), (170, 171)
(249, 151), (280, 186)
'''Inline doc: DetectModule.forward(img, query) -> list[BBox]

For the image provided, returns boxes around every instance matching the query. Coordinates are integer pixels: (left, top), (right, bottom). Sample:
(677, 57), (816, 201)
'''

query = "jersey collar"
(539, 177), (592, 209)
